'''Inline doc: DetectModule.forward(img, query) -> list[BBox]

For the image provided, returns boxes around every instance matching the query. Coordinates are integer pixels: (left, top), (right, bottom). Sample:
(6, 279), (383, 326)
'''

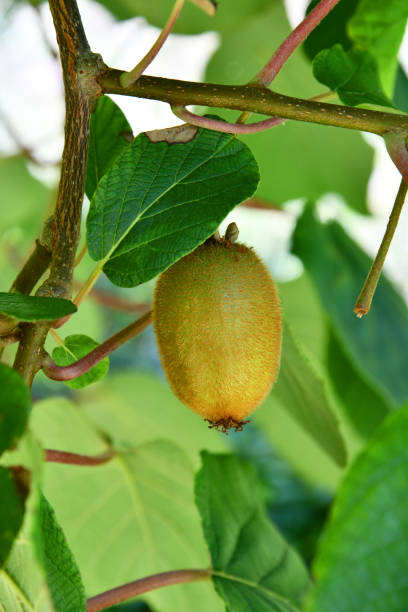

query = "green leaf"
(0, 363), (30, 456)
(229, 424), (331, 565)
(272, 323), (347, 467)
(38, 495), (87, 612)
(86, 96), (132, 201)
(309, 406), (408, 612)
(303, 0), (356, 62)
(348, 0), (408, 94)
(195, 452), (311, 611)
(326, 328), (391, 439)
(292, 205), (408, 407)
(86, 126), (259, 287)
(52, 334), (109, 389)
(29, 397), (224, 612)
(313, 44), (393, 107)
(205, 2), (374, 214)
(0, 292), (76, 322)
(0, 467), (27, 569)
(94, 0), (271, 34)
(0, 436), (87, 612)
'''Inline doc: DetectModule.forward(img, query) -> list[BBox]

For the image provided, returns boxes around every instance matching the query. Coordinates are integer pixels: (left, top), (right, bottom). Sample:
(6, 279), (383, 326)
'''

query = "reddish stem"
(45, 448), (115, 466)
(42, 310), (152, 381)
(86, 569), (211, 612)
(254, 0), (341, 86)
(172, 105), (284, 134)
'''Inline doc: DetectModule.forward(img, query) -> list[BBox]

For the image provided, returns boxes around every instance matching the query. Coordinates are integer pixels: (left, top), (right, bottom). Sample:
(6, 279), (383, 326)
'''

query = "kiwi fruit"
(153, 224), (282, 432)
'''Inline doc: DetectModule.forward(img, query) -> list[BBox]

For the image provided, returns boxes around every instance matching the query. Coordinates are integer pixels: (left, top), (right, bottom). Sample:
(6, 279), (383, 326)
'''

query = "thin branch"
(86, 569), (211, 612)
(354, 178), (408, 317)
(120, 0), (185, 88)
(45, 448), (115, 466)
(42, 310), (152, 381)
(99, 71), (408, 136)
(253, 0), (341, 86)
(172, 105), (284, 134)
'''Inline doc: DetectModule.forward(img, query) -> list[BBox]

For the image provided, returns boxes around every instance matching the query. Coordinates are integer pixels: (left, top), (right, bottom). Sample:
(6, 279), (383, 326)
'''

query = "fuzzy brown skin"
(153, 240), (282, 429)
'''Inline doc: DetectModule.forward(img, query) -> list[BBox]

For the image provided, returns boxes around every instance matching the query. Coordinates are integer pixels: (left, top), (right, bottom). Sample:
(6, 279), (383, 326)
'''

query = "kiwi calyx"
(205, 417), (251, 435)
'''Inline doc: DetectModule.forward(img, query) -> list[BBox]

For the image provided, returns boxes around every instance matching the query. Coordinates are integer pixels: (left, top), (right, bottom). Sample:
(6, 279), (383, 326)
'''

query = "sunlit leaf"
(87, 125), (259, 287)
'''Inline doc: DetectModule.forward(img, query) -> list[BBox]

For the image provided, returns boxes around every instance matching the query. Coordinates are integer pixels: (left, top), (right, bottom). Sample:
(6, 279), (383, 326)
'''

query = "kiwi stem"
(120, 0), (185, 89)
(354, 178), (407, 317)
(42, 310), (152, 381)
(86, 569), (211, 611)
(45, 448), (115, 466)
(172, 105), (284, 134)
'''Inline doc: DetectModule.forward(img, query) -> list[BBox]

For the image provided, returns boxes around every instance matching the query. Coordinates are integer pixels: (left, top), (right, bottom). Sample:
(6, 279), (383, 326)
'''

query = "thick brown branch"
(13, 0), (104, 385)
(99, 70), (408, 136)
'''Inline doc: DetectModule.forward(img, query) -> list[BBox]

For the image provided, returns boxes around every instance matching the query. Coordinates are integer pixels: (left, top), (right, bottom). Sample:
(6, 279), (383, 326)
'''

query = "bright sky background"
(1, 0), (408, 295)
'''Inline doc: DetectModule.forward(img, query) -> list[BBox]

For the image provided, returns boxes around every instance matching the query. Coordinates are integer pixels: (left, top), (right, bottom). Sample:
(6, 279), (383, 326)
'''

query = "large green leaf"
(52, 334), (109, 389)
(86, 96), (132, 200)
(0, 467), (27, 569)
(348, 0), (408, 94)
(309, 405), (408, 612)
(313, 44), (393, 107)
(0, 293), (76, 322)
(205, 3), (374, 213)
(29, 397), (224, 612)
(0, 434), (86, 612)
(86, 126), (259, 287)
(94, 0), (271, 34)
(0, 363), (30, 457)
(195, 452), (311, 611)
(272, 323), (346, 467)
(292, 206), (408, 407)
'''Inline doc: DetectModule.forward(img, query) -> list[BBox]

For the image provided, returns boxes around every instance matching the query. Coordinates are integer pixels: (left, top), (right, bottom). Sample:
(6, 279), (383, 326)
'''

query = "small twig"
(45, 448), (115, 466)
(354, 178), (408, 317)
(253, 0), (341, 87)
(86, 569), (211, 612)
(42, 310), (152, 381)
(171, 105), (284, 134)
(120, 0), (185, 89)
